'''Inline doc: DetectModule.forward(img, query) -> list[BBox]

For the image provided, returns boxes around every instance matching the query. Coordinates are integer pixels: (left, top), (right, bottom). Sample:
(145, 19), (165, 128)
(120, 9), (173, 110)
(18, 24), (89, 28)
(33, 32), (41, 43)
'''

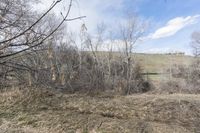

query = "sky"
(37, 0), (200, 55)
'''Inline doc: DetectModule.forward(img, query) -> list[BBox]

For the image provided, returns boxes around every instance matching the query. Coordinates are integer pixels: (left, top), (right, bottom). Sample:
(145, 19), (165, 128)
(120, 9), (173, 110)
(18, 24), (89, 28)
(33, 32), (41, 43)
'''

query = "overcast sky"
(37, 0), (200, 55)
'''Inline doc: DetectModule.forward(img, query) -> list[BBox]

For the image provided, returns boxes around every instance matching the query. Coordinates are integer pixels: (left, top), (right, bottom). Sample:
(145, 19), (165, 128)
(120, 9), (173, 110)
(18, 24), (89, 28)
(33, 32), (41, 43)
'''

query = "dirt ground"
(0, 88), (200, 133)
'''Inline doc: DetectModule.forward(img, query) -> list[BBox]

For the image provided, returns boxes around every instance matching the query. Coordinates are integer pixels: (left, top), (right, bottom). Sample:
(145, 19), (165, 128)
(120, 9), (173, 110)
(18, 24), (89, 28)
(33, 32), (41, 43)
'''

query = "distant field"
(95, 52), (194, 81)
(134, 53), (194, 82)
(134, 53), (193, 73)
(95, 52), (193, 72)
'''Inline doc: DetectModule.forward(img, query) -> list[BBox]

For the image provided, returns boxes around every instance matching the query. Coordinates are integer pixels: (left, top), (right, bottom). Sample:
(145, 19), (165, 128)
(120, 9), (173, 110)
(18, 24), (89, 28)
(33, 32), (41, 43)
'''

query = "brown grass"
(0, 88), (200, 133)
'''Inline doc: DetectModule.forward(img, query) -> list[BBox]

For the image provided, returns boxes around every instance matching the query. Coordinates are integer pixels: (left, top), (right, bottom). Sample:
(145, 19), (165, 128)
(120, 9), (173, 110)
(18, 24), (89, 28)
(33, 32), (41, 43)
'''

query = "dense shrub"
(161, 59), (200, 94)
(1, 43), (152, 95)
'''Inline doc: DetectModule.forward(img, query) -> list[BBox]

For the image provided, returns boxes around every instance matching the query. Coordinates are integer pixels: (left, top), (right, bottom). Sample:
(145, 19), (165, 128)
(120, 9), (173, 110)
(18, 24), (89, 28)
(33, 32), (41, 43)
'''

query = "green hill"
(135, 53), (193, 73)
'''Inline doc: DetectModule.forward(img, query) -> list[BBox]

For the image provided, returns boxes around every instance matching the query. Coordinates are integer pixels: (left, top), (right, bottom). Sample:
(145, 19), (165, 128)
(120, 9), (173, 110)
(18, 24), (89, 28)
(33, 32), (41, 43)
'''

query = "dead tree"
(0, 0), (85, 87)
(0, 0), (85, 60)
(191, 31), (200, 57)
(120, 15), (146, 94)
(80, 23), (107, 92)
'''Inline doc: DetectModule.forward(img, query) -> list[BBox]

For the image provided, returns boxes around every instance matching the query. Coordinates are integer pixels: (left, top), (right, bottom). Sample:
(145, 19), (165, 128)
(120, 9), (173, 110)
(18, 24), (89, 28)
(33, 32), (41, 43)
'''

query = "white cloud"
(69, 0), (125, 33)
(35, 0), (126, 34)
(148, 15), (200, 39)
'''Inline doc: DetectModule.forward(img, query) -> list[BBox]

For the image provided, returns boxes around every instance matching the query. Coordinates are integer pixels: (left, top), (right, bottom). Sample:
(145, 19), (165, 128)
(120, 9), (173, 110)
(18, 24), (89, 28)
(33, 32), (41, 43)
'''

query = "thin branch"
(0, 0), (62, 45)
(0, 0), (73, 59)
(65, 16), (86, 21)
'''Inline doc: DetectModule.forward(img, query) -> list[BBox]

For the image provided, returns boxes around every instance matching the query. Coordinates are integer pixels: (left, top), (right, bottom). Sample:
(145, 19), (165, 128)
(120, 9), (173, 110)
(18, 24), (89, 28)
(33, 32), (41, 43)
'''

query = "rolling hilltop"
(94, 51), (194, 81)
(135, 53), (193, 73)
(94, 51), (193, 73)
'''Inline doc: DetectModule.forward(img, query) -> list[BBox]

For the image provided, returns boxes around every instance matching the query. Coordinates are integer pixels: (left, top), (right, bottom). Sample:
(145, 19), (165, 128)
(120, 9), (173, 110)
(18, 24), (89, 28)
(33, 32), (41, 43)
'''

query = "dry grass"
(95, 52), (193, 73)
(95, 52), (194, 83)
(0, 88), (200, 133)
(134, 54), (193, 73)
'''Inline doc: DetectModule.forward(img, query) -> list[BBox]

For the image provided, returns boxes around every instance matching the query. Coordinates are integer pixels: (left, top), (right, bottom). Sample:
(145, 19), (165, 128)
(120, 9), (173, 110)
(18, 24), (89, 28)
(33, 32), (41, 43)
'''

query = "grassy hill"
(95, 51), (194, 81)
(135, 53), (193, 73)
(135, 53), (194, 82)
(95, 51), (193, 73)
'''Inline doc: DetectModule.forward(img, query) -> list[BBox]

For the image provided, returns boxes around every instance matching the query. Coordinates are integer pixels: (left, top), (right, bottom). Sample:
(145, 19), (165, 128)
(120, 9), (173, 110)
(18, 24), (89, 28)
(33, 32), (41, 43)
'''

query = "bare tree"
(0, 0), (85, 87)
(119, 15), (146, 94)
(191, 31), (200, 57)
(0, 0), (85, 60)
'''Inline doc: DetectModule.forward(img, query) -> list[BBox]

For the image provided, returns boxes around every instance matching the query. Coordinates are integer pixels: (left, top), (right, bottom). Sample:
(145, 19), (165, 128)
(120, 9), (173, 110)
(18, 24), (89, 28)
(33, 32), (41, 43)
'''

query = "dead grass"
(0, 88), (200, 133)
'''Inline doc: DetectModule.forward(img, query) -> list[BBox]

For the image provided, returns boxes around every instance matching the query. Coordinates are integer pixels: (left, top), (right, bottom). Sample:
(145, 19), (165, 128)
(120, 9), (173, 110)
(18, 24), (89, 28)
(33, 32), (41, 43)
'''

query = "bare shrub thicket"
(157, 31), (200, 94)
(0, 0), (85, 88)
(19, 27), (152, 95)
(0, 0), (152, 95)
(186, 59), (200, 93)
(17, 43), (151, 95)
(161, 61), (200, 94)
(185, 31), (200, 93)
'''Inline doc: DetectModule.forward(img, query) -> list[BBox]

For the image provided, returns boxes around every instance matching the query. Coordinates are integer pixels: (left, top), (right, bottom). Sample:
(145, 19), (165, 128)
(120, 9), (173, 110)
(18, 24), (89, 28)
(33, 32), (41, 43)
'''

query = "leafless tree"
(0, 0), (85, 60)
(119, 15), (146, 94)
(0, 0), (152, 95)
(81, 23), (107, 92)
(0, 0), (85, 87)
(191, 31), (200, 57)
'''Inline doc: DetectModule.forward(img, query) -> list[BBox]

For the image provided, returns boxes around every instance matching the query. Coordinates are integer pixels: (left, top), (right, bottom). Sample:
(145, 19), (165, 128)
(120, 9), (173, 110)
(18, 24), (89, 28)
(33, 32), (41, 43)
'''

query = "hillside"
(94, 52), (194, 82)
(135, 53), (193, 73)
(135, 53), (194, 82)
(95, 52), (193, 73)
